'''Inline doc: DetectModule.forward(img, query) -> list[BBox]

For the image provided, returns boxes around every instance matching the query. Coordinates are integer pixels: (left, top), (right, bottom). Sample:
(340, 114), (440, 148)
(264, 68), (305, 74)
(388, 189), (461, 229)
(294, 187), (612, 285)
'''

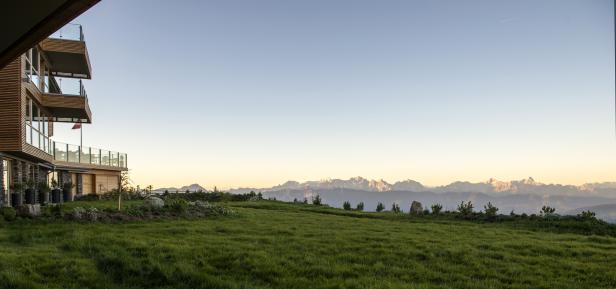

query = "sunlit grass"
(0, 201), (615, 289)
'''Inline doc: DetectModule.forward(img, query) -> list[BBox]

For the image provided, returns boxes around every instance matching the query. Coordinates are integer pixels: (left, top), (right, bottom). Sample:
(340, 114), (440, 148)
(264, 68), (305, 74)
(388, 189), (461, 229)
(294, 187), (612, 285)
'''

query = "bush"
(541, 206), (556, 216)
(391, 203), (401, 213)
(74, 194), (100, 202)
(165, 198), (189, 215)
(376, 202), (385, 212)
(50, 204), (63, 218)
(312, 195), (322, 206)
(1, 207), (17, 221)
(356, 202), (364, 211)
(343, 201), (351, 210)
(484, 202), (499, 217)
(577, 210), (596, 220)
(457, 201), (474, 216)
(431, 204), (443, 215)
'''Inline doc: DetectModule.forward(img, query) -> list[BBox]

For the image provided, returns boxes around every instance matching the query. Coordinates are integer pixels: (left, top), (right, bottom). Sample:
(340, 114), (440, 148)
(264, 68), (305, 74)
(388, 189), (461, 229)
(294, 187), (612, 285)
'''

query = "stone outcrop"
(410, 201), (423, 215)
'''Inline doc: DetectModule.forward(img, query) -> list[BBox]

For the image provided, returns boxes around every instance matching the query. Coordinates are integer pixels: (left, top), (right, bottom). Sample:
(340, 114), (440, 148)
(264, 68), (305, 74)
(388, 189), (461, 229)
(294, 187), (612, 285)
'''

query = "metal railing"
(53, 141), (127, 168)
(49, 23), (85, 41)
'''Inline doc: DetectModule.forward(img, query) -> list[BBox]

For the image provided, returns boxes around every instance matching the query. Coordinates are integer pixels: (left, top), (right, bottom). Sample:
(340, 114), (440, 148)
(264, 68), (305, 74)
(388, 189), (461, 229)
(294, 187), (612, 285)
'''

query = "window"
(25, 97), (51, 154)
(2, 160), (10, 206)
(24, 48), (41, 89)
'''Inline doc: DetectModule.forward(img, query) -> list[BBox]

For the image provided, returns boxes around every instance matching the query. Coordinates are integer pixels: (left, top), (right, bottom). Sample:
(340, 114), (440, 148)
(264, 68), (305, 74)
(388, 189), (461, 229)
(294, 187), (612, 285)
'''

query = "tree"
(484, 202), (499, 217)
(356, 202), (364, 211)
(343, 201), (351, 210)
(312, 194), (322, 205)
(120, 170), (133, 192)
(431, 204), (443, 215)
(376, 202), (385, 212)
(457, 201), (474, 216)
(391, 203), (401, 213)
(540, 206), (556, 216)
(577, 210), (596, 220)
(303, 197), (308, 204)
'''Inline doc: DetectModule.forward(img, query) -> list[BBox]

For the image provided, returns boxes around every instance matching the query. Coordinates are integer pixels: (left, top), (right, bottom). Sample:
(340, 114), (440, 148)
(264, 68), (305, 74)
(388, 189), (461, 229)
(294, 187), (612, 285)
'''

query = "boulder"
(410, 201), (423, 215)
(144, 197), (164, 208)
(71, 207), (86, 220)
(194, 200), (212, 208)
(17, 204), (41, 217)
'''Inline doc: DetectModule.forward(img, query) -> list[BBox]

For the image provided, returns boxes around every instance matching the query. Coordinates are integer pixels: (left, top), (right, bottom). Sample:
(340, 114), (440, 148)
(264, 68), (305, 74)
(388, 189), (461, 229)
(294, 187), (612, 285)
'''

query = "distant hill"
(567, 204), (616, 223)
(154, 184), (207, 193)
(229, 177), (616, 219)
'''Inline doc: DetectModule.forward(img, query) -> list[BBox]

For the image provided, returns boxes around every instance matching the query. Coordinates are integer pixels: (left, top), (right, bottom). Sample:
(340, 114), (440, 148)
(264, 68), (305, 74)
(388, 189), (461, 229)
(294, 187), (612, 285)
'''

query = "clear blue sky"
(54, 0), (615, 189)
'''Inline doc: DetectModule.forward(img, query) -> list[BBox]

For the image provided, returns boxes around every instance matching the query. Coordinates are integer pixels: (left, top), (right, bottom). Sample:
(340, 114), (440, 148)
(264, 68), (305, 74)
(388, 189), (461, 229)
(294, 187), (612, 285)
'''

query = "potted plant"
(62, 182), (74, 203)
(24, 179), (36, 204)
(10, 182), (24, 207)
(38, 181), (51, 205)
(51, 179), (62, 203)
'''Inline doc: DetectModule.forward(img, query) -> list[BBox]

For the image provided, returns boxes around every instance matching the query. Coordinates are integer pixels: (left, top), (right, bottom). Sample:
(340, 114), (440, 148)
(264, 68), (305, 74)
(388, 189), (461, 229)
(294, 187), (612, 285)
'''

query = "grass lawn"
(0, 201), (615, 289)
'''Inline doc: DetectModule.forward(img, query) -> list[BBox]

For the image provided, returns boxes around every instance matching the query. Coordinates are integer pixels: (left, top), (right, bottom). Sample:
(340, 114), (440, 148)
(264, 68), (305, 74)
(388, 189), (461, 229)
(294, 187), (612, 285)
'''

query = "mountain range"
(230, 177), (616, 197)
(155, 177), (616, 221)
(154, 184), (207, 193)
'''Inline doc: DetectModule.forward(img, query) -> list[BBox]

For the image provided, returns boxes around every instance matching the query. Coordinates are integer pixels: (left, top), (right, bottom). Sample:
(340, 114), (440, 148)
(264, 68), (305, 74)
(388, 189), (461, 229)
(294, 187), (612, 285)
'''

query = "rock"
(85, 208), (99, 221)
(410, 201), (423, 215)
(17, 204), (41, 217)
(144, 197), (164, 208)
(71, 207), (86, 220)
(194, 200), (211, 208)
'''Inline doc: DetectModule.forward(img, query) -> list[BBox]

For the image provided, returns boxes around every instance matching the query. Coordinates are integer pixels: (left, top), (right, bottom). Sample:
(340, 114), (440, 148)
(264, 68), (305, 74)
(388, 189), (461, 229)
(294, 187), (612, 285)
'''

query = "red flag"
(72, 123), (81, 130)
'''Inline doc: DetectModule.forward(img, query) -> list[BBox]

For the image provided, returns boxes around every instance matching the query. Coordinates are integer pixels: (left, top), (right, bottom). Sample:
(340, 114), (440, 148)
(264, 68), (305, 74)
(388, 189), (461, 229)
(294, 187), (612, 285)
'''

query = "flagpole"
(80, 123), (82, 150)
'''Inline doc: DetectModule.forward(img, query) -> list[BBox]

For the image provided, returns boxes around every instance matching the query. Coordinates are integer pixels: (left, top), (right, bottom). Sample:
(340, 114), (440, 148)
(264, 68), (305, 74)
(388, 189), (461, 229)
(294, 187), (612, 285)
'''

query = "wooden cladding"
(0, 58), (22, 151)
(40, 38), (85, 54)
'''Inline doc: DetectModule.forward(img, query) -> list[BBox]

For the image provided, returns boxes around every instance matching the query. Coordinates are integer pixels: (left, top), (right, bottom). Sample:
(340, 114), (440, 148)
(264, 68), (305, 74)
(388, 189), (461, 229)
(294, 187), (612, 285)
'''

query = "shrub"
(577, 210), (596, 220)
(431, 204), (443, 215)
(541, 206), (556, 216)
(1, 207), (17, 221)
(376, 202), (385, 212)
(165, 198), (189, 215)
(343, 201), (351, 210)
(457, 201), (474, 216)
(391, 203), (401, 213)
(484, 202), (499, 217)
(50, 204), (63, 218)
(74, 194), (100, 202)
(303, 198), (308, 204)
(312, 195), (322, 206)
(356, 202), (364, 211)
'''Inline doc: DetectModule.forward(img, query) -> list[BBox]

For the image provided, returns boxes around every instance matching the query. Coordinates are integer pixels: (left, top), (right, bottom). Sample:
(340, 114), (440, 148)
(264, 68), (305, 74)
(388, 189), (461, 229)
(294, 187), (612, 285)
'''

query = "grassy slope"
(0, 201), (615, 289)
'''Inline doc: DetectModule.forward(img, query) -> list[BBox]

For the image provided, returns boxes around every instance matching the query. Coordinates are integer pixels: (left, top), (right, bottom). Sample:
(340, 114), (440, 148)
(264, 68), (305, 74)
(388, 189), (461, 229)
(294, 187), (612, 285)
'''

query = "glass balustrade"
(52, 142), (127, 168)
(49, 23), (84, 41)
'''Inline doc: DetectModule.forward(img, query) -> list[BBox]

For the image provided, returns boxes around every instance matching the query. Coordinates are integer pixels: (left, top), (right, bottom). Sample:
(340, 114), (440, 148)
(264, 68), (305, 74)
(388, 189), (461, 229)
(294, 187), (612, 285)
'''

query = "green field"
(1, 201), (615, 289)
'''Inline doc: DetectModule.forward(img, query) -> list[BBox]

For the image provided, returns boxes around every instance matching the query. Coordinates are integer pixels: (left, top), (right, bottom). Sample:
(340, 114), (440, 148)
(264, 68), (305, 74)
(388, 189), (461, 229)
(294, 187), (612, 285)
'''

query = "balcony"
(39, 24), (92, 79)
(41, 77), (92, 123)
(53, 141), (128, 170)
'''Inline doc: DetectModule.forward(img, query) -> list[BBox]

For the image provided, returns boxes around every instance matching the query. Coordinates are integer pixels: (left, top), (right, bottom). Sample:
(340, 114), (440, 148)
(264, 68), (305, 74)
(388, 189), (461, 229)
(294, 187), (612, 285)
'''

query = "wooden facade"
(0, 59), (22, 152)
(1, 24), (127, 205)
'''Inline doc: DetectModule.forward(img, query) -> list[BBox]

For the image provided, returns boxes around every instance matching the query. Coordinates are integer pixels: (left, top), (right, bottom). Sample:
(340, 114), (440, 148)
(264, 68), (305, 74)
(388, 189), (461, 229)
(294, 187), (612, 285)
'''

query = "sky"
(54, 0), (615, 189)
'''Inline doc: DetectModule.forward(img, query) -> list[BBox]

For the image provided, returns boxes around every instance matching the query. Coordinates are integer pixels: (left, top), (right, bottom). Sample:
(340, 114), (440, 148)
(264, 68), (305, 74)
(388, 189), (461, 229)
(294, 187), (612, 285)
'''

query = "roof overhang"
(0, 0), (100, 69)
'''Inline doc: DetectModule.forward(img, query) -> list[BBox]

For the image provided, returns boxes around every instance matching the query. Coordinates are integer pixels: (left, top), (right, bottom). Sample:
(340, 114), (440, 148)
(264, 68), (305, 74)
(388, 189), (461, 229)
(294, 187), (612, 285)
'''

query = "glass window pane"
(68, 144), (80, 163)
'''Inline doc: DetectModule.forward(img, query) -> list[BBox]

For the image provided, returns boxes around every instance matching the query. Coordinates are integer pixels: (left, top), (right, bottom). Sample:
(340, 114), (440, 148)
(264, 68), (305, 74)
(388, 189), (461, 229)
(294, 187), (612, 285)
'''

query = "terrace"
(53, 141), (127, 170)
